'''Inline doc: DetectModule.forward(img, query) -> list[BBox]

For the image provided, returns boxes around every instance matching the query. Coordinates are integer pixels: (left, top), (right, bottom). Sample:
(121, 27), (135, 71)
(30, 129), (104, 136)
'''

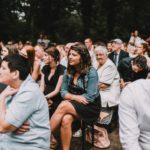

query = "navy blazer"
(108, 50), (129, 65)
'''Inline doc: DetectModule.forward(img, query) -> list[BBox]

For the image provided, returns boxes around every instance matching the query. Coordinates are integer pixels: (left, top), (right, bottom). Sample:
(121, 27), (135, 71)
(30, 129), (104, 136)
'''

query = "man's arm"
(98, 83), (110, 91)
(119, 85), (142, 150)
(0, 89), (18, 133)
(98, 64), (117, 90)
(0, 85), (37, 133)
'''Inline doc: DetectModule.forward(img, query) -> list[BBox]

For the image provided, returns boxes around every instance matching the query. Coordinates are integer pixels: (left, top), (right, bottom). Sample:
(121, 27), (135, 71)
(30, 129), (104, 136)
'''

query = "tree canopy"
(0, 0), (150, 43)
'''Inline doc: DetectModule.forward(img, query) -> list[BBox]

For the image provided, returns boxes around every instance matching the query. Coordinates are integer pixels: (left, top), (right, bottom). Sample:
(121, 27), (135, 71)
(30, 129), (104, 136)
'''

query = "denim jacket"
(61, 67), (99, 102)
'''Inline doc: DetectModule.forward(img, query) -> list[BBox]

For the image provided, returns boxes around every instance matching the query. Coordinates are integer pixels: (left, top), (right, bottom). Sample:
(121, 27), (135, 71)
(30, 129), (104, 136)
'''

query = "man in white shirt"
(129, 30), (142, 47)
(84, 38), (97, 67)
(95, 46), (120, 107)
(119, 79), (150, 150)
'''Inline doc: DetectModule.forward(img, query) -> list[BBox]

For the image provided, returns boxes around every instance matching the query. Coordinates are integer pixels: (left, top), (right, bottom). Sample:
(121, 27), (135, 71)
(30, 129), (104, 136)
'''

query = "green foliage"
(0, 0), (150, 43)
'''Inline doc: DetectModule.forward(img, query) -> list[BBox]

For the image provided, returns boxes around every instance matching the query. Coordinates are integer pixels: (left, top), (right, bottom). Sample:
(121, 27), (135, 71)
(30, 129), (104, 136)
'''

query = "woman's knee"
(61, 114), (74, 128)
(57, 101), (72, 112)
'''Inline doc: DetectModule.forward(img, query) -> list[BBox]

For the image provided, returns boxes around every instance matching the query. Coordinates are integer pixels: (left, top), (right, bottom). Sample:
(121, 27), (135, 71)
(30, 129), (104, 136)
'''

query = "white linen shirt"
(97, 59), (120, 107)
(119, 79), (150, 150)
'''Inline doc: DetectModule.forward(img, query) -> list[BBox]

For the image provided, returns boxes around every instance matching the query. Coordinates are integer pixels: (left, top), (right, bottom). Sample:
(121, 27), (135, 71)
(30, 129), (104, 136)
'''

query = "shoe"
(72, 129), (82, 137)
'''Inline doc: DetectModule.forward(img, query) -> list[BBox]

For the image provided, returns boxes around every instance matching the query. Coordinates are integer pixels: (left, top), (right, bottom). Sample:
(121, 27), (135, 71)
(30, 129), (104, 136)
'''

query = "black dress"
(42, 64), (66, 117)
(68, 78), (101, 124)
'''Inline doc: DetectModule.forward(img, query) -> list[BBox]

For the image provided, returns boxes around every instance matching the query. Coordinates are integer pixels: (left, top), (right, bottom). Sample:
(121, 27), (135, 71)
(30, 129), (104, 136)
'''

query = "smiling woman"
(40, 46), (66, 118)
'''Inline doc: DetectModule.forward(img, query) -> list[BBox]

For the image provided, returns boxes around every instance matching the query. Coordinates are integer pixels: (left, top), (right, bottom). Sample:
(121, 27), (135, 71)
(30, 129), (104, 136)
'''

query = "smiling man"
(0, 54), (50, 150)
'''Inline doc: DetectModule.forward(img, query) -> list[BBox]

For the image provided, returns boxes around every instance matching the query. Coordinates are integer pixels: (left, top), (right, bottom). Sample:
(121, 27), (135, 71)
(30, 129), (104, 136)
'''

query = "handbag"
(86, 125), (110, 148)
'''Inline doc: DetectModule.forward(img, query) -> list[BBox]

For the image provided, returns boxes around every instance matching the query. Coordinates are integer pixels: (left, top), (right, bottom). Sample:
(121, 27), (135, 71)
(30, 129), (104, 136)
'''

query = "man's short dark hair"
(2, 54), (30, 80)
(133, 55), (147, 70)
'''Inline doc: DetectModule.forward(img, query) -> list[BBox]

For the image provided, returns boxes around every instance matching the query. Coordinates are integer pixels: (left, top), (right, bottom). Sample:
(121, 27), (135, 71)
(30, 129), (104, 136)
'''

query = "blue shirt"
(61, 67), (99, 102)
(0, 75), (50, 150)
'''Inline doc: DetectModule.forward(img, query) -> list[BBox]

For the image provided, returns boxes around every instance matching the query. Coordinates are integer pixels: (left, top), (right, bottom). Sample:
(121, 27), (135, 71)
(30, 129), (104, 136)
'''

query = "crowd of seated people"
(0, 31), (150, 150)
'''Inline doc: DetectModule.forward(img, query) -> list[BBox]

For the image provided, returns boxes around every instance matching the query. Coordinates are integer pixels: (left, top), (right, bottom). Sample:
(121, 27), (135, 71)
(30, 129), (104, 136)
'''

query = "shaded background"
(0, 0), (150, 43)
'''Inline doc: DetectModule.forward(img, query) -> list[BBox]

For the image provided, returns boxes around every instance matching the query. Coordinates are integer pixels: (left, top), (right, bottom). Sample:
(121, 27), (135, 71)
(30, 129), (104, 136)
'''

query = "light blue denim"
(61, 67), (99, 102)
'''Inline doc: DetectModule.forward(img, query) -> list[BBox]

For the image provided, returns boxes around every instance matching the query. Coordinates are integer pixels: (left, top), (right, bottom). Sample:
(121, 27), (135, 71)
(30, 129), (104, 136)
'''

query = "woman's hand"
(15, 122), (30, 134)
(72, 95), (89, 105)
(1, 86), (18, 98)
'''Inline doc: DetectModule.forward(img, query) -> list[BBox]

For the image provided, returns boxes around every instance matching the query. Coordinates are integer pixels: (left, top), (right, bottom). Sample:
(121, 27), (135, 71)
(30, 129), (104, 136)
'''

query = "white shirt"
(60, 56), (68, 68)
(119, 79), (150, 150)
(129, 36), (142, 47)
(97, 59), (120, 107)
(88, 50), (98, 68)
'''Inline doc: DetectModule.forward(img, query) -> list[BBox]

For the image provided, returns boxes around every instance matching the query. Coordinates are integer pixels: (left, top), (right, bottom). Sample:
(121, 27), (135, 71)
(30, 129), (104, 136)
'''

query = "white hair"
(95, 46), (108, 54)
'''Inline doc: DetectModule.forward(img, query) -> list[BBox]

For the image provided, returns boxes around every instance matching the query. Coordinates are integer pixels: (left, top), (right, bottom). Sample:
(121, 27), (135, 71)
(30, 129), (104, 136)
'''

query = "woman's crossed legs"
(50, 100), (79, 150)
